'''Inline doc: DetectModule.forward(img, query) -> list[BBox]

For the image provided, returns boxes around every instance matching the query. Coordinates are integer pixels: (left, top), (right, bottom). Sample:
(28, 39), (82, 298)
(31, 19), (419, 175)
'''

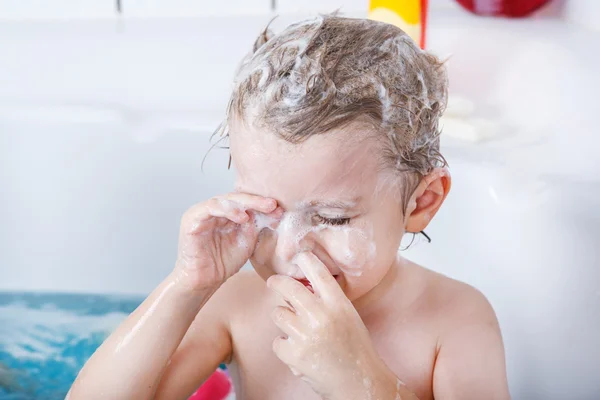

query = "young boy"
(70, 15), (510, 400)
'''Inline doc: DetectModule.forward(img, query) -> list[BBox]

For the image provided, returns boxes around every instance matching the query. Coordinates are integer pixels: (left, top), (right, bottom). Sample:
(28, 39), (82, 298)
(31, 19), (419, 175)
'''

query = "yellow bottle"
(368, 0), (428, 49)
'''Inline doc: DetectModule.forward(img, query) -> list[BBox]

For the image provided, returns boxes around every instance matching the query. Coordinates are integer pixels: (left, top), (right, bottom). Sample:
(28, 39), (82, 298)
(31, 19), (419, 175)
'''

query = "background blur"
(1, 0), (599, 399)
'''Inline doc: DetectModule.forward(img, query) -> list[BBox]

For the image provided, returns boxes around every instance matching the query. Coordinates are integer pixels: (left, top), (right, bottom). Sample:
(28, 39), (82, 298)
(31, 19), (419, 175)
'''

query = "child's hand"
(175, 193), (280, 291)
(267, 252), (392, 400)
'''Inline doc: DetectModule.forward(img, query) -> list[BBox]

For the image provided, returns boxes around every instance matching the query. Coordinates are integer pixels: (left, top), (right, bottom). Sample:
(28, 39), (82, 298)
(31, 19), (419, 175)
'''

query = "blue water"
(0, 292), (141, 399)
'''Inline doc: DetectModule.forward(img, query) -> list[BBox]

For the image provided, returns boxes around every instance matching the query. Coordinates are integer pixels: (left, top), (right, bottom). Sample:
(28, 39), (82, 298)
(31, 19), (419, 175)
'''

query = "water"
(0, 292), (141, 399)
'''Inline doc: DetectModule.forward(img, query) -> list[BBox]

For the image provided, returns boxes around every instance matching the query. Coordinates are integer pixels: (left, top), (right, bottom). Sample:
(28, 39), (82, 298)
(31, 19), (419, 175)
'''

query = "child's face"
(230, 123), (406, 301)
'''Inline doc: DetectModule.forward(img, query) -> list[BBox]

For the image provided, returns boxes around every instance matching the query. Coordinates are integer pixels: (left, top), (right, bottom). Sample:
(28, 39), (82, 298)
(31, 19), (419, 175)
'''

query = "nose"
(275, 228), (316, 262)
(273, 213), (316, 273)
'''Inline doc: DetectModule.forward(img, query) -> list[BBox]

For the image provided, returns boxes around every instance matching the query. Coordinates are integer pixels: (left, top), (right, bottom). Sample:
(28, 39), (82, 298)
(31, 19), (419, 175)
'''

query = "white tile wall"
(563, 0), (600, 31)
(120, 0), (272, 16)
(0, 16), (272, 115)
(1, 0), (590, 21)
(0, 0), (116, 18)
(275, 0), (366, 14)
(275, 0), (460, 15)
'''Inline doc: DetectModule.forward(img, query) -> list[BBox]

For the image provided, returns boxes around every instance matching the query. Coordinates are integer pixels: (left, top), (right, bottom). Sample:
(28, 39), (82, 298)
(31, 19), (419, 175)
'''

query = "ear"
(405, 168), (451, 233)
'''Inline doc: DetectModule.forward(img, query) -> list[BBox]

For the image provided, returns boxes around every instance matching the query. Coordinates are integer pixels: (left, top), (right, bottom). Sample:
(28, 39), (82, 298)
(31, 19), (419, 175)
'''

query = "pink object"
(188, 369), (233, 400)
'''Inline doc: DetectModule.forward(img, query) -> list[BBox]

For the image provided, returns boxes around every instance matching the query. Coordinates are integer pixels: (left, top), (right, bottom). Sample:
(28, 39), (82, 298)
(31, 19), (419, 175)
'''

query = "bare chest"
(227, 312), (437, 400)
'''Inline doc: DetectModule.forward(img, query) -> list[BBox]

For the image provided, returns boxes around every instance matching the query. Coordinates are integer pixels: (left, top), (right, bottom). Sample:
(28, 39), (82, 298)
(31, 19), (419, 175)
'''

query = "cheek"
(320, 224), (377, 277)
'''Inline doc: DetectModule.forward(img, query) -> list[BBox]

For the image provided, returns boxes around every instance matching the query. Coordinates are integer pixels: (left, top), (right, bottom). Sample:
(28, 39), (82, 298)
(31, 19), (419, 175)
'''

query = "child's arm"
(68, 193), (280, 400)
(152, 274), (242, 399)
(68, 272), (227, 400)
(432, 288), (511, 400)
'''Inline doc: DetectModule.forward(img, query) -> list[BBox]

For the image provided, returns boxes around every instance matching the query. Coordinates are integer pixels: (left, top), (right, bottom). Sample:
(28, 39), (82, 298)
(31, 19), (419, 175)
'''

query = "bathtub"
(1, 4), (599, 399)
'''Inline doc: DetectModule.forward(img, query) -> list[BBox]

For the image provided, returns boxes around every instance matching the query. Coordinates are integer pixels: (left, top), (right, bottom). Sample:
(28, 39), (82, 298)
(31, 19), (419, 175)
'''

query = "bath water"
(0, 292), (140, 399)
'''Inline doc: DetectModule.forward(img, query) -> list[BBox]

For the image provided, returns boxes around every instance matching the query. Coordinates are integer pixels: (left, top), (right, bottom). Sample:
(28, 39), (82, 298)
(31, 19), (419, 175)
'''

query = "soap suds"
(253, 211), (279, 231)
(377, 83), (392, 125)
(259, 206), (377, 279)
(394, 378), (406, 400)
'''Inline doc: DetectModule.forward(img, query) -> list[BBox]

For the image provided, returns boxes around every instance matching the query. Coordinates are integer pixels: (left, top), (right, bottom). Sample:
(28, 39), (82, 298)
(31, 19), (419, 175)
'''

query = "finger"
(185, 193), (277, 231)
(271, 306), (306, 340)
(293, 252), (343, 301)
(183, 201), (247, 233)
(225, 192), (277, 214)
(203, 193), (277, 226)
(272, 335), (296, 368)
(267, 275), (317, 317)
(206, 198), (250, 224)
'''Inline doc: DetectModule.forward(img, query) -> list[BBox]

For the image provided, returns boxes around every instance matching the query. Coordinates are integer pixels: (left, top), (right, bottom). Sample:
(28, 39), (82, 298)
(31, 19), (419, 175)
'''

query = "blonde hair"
(217, 14), (448, 194)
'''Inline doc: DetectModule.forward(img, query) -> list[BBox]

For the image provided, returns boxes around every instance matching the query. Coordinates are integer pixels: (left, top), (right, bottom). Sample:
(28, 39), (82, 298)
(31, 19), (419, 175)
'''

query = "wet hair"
(216, 14), (448, 213)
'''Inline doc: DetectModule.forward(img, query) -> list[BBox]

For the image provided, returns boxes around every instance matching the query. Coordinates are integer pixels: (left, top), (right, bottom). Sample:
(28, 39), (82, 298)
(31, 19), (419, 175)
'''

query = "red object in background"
(455, 0), (551, 17)
(188, 369), (232, 400)
(421, 0), (428, 49)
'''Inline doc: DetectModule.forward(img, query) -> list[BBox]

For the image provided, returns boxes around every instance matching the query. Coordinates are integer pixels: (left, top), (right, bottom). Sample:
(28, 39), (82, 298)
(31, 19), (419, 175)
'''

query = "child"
(69, 15), (510, 400)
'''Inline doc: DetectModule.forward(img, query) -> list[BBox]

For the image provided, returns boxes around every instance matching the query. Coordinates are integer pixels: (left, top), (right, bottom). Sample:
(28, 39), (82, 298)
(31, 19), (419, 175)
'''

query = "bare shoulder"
(405, 263), (510, 399)
(408, 262), (499, 332)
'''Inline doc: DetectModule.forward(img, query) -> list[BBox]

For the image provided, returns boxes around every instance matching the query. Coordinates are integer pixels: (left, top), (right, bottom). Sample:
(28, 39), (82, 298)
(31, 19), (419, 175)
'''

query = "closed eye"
(314, 215), (351, 226)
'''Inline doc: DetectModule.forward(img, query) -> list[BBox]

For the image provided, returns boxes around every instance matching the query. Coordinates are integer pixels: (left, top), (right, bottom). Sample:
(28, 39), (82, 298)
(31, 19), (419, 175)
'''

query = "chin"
(342, 271), (389, 299)
(340, 284), (371, 301)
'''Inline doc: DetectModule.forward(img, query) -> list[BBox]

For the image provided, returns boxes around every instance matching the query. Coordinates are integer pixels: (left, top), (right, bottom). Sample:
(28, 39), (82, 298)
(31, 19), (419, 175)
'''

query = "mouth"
(293, 275), (340, 290)
(295, 278), (312, 288)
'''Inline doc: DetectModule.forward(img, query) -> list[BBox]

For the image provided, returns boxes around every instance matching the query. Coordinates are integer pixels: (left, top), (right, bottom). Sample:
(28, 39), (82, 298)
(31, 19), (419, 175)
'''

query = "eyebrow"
(305, 198), (361, 209)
